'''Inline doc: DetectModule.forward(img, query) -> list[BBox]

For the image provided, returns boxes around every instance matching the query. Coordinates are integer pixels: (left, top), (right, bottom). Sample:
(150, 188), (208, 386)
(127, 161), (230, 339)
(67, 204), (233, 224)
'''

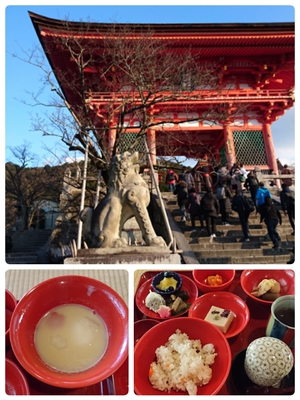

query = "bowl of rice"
(134, 317), (231, 395)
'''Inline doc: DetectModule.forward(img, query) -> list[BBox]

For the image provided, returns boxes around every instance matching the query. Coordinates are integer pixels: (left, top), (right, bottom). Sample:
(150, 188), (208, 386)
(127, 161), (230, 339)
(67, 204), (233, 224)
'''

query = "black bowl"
(151, 271), (182, 296)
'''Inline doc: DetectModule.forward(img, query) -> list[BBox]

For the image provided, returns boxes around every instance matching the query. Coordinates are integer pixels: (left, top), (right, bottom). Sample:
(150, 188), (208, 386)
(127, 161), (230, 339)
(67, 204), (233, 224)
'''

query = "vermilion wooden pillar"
(262, 123), (278, 174)
(108, 120), (116, 159)
(223, 124), (236, 169)
(147, 127), (157, 166)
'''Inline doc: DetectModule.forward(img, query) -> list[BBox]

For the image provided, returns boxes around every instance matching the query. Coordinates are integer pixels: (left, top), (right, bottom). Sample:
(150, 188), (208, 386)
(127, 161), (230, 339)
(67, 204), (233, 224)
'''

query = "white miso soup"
(34, 304), (108, 373)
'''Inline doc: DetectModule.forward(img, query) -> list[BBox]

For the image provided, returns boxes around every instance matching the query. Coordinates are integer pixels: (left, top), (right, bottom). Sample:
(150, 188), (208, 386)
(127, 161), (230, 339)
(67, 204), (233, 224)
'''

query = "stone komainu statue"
(80, 152), (166, 248)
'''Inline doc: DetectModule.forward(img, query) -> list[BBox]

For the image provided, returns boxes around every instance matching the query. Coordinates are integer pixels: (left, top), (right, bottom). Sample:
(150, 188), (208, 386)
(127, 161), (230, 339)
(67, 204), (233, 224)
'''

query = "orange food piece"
(206, 274), (223, 286)
(149, 365), (153, 377)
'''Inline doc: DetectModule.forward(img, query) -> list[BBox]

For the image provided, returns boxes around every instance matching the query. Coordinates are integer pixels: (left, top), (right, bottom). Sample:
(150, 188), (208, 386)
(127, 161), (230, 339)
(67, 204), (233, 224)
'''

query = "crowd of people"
(166, 164), (295, 248)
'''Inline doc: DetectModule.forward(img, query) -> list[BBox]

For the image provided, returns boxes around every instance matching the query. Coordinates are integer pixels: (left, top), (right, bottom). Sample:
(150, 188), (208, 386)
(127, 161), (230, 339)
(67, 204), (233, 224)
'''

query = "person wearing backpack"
(200, 187), (220, 240)
(173, 175), (189, 222)
(217, 182), (232, 225)
(245, 170), (259, 212)
(231, 189), (251, 242)
(186, 187), (205, 233)
(165, 169), (178, 192)
(255, 182), (271, 215)
(260, 196), (282, 250)
(280, 183), (295, 235)
(216, 164), (231, 186)
(184, 170), (195, 191)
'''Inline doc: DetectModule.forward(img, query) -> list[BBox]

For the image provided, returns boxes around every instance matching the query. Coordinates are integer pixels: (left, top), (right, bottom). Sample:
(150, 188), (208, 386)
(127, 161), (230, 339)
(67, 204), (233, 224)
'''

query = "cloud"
(271, 107), (295, 166)
(65, 156), (85, 163)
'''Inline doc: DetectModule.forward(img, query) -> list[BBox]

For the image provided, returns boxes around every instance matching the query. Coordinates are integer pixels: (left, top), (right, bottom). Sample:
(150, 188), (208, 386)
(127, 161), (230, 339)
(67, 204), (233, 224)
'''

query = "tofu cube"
(204, 305), (235, 334)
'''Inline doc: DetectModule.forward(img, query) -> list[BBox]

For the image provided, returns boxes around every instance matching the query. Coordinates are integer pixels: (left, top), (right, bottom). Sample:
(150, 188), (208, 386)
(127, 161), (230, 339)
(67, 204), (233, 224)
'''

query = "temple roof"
(28, 12), (295, 159)
(30, 12), (294, 57)
(29, 11), (294, 92)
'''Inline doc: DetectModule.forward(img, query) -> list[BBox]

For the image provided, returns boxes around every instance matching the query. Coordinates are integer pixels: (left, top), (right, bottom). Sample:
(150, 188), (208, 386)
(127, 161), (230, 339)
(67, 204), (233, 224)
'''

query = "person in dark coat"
(217, 181), (232, 225)
(280, 183), (295, 235)
(200, 187), (220, 240)
(185, 187), (205, 232)
(184, 171), (195, 191)
(280, 164), (293, 187)
(245, 170), (259, 212)
(260, 196), (282, 249)
(173, 175), (189, 222)
(165, 169), (178, 192)
(231, 189), (251, 242)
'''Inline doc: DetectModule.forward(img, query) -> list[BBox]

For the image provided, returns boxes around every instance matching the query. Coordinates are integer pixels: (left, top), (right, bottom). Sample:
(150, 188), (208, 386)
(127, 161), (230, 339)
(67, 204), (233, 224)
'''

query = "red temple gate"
(30, 13), (294, 173)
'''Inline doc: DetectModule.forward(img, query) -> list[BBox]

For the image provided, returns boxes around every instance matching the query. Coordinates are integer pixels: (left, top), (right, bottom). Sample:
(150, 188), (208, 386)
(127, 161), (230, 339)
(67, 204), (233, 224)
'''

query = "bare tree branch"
(11, 19), (250, 176)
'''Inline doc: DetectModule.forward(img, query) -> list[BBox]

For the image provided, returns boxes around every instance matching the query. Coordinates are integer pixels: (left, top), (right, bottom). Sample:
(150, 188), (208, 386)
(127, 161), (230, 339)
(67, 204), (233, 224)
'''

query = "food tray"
(134, 270), (295, 395)
(5, 346), (128, 395)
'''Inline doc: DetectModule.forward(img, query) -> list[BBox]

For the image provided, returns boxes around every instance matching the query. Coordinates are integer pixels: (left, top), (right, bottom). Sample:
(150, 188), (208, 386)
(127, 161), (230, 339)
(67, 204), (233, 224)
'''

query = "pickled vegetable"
(206, 274), (223, 286)
(156, 276), (178, 291)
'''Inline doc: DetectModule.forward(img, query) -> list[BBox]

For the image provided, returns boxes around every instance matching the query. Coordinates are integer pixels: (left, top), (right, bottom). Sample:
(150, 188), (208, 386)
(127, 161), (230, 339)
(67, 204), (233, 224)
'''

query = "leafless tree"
(12, 19), (248, 181)
(5, 142), (63, 230)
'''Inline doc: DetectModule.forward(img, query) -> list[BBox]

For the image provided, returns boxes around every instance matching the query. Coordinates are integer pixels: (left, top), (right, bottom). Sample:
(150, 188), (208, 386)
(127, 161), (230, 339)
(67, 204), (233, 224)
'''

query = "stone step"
(182, 223), (292, 233)
(188, 237), (294, 249)
(161, 192), (294, 264)
(6, 251), (39, 257)
(187, 232), (293, 242)
(192, 245), (291, 257)
(6, 252), (39, 264)
(7, 230), (52, 254)
(195, 254), (292, 264)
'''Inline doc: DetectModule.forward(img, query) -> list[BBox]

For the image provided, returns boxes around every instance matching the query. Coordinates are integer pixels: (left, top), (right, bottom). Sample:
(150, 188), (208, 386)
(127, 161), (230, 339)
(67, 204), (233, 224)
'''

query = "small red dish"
(5, 358), (30, 395)
(192, 270), (235, 293)
(240, 269), (295, 305)
(135, 274), (198, 320)
(134, 317), (231, 395)
(188, 291), (250, 339)
(134, 319), (159, 345)
(5, 290), (17, 348)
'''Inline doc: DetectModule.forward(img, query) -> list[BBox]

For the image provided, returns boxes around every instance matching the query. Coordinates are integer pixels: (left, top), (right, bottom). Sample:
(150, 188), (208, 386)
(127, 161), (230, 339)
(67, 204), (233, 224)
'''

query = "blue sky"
(4, 3), (296, 167)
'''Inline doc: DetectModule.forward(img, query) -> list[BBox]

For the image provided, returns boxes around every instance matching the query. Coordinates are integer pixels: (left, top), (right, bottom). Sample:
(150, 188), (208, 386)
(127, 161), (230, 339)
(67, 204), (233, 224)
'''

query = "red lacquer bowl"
(134, 317), (231, 395)
(240, 269), (295, 305)
(5, 358), (30, 395)
(10, 275), (128, 388)
(134, 319), (159, 345)
(135, 274), (198, 320)
(192, 270), (235, 293)
(188, 291), (250, 339)
(5, 290), (17, 348)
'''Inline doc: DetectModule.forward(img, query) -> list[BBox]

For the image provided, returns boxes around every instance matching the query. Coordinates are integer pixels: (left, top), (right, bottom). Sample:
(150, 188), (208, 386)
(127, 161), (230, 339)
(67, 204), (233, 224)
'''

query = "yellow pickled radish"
(156, 276), (178, 291)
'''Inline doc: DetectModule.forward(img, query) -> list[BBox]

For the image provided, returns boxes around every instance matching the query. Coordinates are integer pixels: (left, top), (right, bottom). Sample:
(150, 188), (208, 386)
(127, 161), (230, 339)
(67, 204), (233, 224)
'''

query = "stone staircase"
(5, 230), (52, 264)
(162, 192), (294, 264)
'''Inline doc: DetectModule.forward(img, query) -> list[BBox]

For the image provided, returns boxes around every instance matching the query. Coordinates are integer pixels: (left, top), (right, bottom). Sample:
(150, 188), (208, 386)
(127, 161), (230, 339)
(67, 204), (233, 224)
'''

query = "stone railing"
(253, 166), (294, 189)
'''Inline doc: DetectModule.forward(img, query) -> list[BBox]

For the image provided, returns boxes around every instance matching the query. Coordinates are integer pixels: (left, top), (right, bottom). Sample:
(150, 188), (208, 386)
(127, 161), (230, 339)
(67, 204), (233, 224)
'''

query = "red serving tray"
(134, 270), (294, 395)
(5, 347), (128, 395)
